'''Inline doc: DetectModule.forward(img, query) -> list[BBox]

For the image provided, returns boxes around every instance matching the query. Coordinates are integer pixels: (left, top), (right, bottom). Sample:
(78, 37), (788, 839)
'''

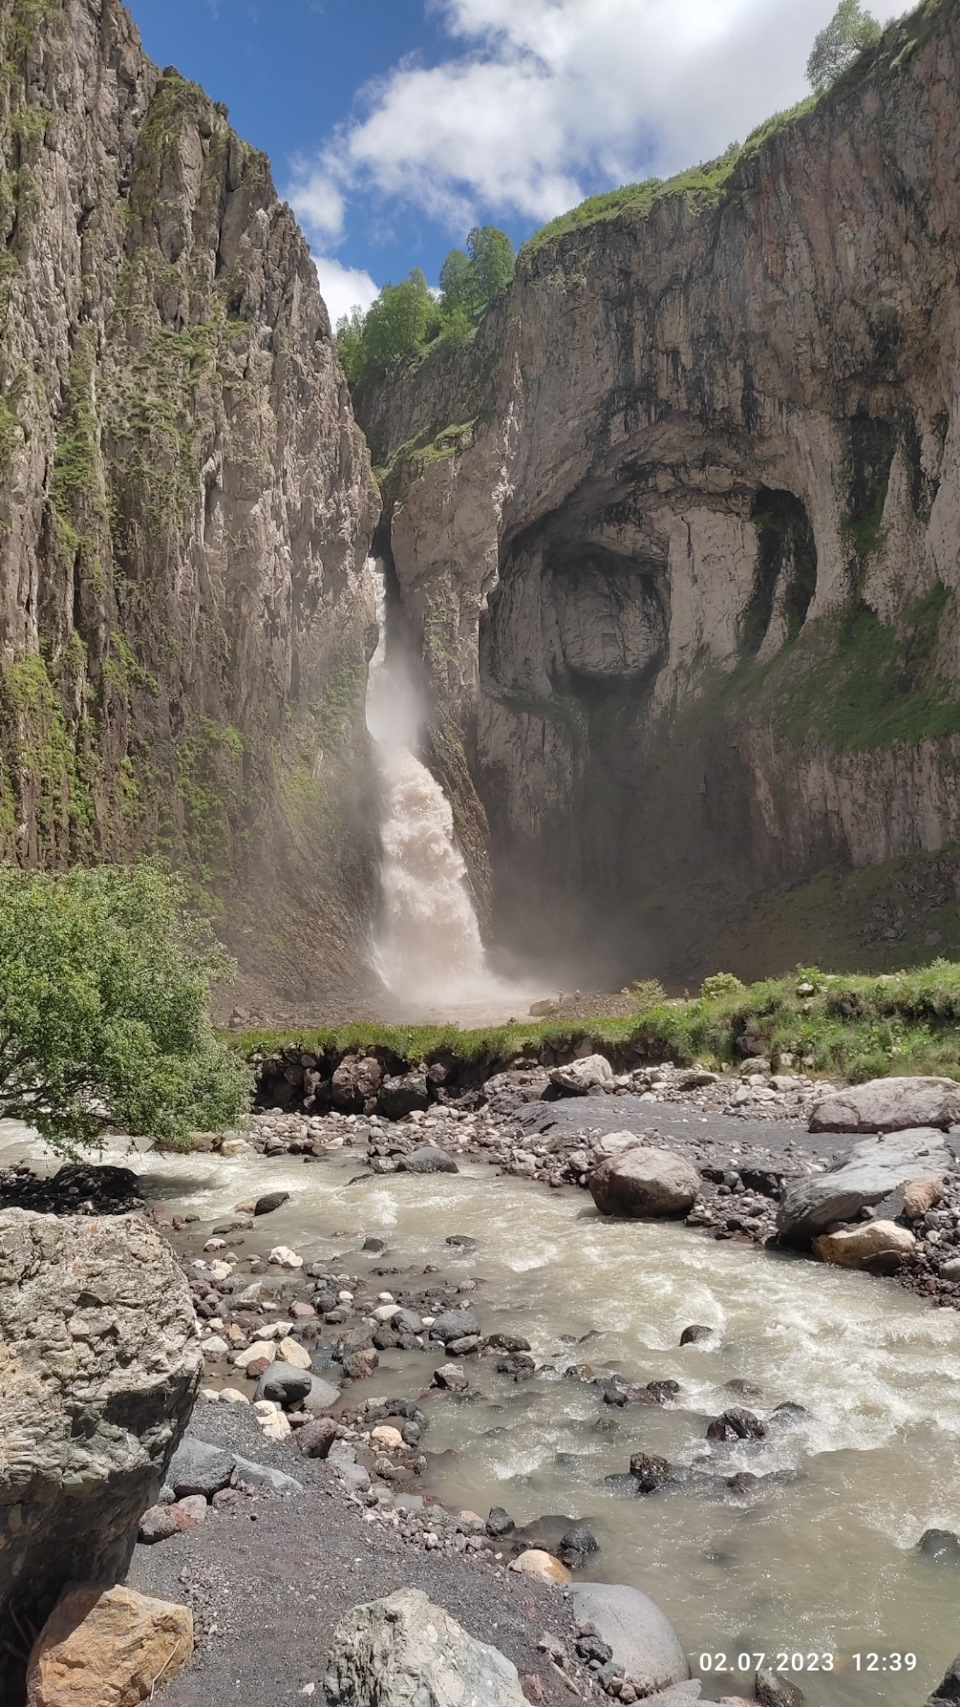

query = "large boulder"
(397, 1147), (459, 1174)
(332, 1054), (383, 1111)
(813, 1219), (916, 1273)
(570, 1582), (690, 1693)
(379, 1072), (430, 1119)
(589, 1147), (700, 1217)
(549, 1054), (614, 1095)
(322, 1587), (527, 1707)
(809, 1076), (960, 1134)
(0, 1210), (200, 1699)
(25, 1584), (192, 1707)
(778, 1128), (951, 1244)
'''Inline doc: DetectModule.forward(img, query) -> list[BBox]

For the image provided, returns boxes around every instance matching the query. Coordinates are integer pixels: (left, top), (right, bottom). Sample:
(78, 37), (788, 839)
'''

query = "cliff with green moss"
(0, 0), (379, 1012)
(355, 0), (960, 988)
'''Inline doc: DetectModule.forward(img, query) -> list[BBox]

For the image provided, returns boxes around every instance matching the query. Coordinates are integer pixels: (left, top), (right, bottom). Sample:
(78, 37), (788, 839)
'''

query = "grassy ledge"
(228, 959), (960, 1086)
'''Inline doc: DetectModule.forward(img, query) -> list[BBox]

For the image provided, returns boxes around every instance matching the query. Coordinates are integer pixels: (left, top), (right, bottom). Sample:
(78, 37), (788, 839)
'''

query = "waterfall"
(364, 560), (527, 1013)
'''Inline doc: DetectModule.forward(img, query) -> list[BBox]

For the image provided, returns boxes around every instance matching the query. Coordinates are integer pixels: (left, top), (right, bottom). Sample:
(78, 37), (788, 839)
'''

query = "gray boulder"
(430, 1308), (481, 1343)
(756, 1668), (806, 1706)
(397, 1147), (459, 1174)
(323, 1587), (526, 1707)
(379, 1072), (430, 1118)
(570, 1582), (690, 1693)
(255, 1361), (315, 1407)
(589, 1147), (700, 1217)
(778, 1127), (951, 1244)
(549, 1054), (614, 1095)
(231, 1455), (303, 1495)
(0, 1210), (200, 1696)
(809, 1076), (960, 1134)
(302, 1373), (343, 1412)
(166, 1434), (235, 1498)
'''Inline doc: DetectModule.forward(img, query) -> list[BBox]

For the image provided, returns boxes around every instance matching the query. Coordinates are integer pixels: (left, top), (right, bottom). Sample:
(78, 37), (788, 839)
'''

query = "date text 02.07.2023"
(698, 1653), (918, 1674)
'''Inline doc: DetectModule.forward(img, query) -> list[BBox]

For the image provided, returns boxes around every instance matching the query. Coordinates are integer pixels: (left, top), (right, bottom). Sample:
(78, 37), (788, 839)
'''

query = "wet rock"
(927, 1650), (960, 1703)
(363, 1236), (386, 1253)
(558, 1523), (599, 1566)
(488, 1332), (532, 1353)
(254, 1191), (290, 1216)
(446, 1233), (478, 1249)
(589, 1147), (700, 1218)
(919, 1529), (960, 1565)
(0, 1209), (200, 1684)
(778, 1129), (950, 1244)
(810, 1076), (960, 1135)
(25, 1585), (193, 1707)
(322, 1587), (526, 1707)
(679, 1324), (714, 1346)
(813, 1220), (916, 1272)
(379, 1072), (430, 1118)
(570, 1583), (691, 1694)
(430, 1307), (481, 1343)
(629, 1453), (673, 1493)
(486, 1506), (516, 1538)
(768, 1402), (809, 1427)
(549, 1055), (614, 1095)
(706, 1408), (766, 1442)
(166, 1434), (235, 1499)
(432, 1363), (470, 1393)
(393, 1307), (425, 1334)
(756, 1668), (806, 1706)
(398, 1146), (459, 1174)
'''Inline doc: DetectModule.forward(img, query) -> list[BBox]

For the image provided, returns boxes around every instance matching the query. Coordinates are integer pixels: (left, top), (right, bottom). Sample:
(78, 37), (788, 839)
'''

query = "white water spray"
(364, 560), (530, 1015)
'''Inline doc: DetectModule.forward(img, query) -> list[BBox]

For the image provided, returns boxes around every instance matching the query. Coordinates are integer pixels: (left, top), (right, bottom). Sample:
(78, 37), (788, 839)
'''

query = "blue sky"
(126, 0), (905, 325)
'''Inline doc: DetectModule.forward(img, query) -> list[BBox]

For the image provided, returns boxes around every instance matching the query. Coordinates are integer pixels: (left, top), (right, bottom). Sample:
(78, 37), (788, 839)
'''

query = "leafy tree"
(438, 248), (475, 312)
(465, 225), (515, 304)
(0, 862), (252, 1153)
(807, 0), (882, 93)
(358, 269), (433, 371)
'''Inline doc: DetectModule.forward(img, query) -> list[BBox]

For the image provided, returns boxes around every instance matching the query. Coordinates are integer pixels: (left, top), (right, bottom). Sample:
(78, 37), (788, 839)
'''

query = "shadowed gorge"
(356, 0), (960, 988)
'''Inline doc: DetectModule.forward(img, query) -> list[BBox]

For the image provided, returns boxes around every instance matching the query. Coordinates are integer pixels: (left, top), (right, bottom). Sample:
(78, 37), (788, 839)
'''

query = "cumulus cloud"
(312, 254), (380, 324)
(292, 0), (907, 236)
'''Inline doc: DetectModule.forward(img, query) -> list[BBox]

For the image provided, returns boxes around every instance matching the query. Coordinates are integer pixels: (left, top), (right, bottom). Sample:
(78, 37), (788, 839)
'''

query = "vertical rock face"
(0, 0), (379, 1008)
(358, 0), (960, 983)
(0, 1209), (201, 1700)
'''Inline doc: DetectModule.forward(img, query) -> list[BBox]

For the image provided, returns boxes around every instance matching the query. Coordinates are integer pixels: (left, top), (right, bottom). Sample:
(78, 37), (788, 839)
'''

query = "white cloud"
(296, 0), (908, 236)
(312, 254), (380, 325)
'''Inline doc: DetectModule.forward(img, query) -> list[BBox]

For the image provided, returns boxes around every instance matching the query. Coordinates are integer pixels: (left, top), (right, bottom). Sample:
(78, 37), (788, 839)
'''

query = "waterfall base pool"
(3, 1122), (958, 1704)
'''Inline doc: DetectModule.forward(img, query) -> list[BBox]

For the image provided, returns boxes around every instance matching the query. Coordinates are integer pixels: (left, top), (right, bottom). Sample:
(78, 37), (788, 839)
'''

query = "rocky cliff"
(357, 0), (960, 987)
(0, 0), (379, 1012)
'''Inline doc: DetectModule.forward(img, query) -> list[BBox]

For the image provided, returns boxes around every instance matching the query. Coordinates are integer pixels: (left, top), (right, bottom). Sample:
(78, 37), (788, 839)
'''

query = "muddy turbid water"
(5, 1123), (959, 1705)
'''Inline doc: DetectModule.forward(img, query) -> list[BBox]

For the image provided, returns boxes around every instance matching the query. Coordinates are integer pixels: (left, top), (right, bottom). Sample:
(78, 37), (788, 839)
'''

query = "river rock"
(589, 1147), (700, 1217)
(558, 1523), (599, 1565)
(679, 1324), (714, 1345)
(810, 1076), (960, 1134)
(323, 1587), (526, 1707)
(777, 1128), (951, 1244)
(919, 1529), (960, 1565)
(277, 1335), (312, 1369)
(297, 1416), (339, 1457)
(487, 1506), (515, 1537)
(255, 1361), (314, 1407)
(268, 1245), (304, 1268)
(379, 1072), (430, 1118)
(332, 1054), (384, 1111)
(756, 1669), (806, 1707)
(706, 1407), (766, 1441)
(254, 1192), (290, 1216)
(903, 1176), (945, 1218)
(0, 1210), (200, 1690)
(813, 1219), (916, 1272)
(25, 1585), (193, 1707)
(430, 1308), (481, 1343)
(549, 1054), (614, 1095)
(230, 1455), (303, 1494)
(397, 1146), (459, 1174)
(511, 1549), (571, 1583)
(926, 1650), (960, 1703)
(570, 1583), (690, 1693)
(166, 1434), (235, 1499)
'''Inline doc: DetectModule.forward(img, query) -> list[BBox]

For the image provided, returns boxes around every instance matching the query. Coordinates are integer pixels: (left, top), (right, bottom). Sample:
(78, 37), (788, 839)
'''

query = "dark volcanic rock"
(254, 1192), (291, 1216)
(706, 1407), (767, 1442)
(398, 1147), (460, 1174)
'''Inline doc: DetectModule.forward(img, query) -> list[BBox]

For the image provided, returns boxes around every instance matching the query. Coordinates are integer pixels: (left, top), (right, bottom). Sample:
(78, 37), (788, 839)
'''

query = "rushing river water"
(5, 1122), (960, 1705)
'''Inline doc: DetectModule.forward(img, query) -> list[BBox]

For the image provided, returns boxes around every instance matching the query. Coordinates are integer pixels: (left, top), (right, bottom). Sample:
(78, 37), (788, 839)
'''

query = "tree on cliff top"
(0, 862), (252, 1154)
(807, 0), (882, 92)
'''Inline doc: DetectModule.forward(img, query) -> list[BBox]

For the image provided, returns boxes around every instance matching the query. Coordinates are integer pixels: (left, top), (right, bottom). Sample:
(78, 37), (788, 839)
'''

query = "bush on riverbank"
(230, 959), (960, 1085)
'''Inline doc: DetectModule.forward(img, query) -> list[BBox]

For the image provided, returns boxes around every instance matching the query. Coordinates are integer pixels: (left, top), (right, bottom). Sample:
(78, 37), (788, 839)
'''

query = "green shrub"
(0, 861), (252, 1152)
(700, 972), (746, 1000)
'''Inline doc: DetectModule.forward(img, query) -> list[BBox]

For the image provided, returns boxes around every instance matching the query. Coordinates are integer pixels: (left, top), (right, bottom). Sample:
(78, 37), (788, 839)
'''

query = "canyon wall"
(0, 0), (379, 1012)
(358, 0), (960, 986)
